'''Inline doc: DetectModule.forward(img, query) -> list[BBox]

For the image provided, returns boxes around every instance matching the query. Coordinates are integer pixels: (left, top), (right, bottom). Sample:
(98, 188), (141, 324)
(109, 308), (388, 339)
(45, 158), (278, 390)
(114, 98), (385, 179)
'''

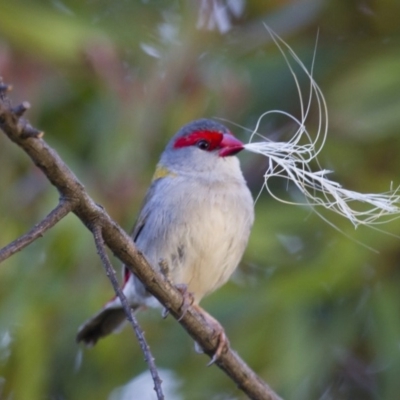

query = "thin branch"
(0, 199), (73, 263)
(92, 225), (164, 400)
(0, 92), (282, 400)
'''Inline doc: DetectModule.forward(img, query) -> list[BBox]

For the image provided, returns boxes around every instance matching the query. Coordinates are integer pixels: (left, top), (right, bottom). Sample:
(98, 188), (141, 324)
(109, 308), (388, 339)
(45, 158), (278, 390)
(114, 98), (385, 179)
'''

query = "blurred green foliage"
(1, 1), (400, 399)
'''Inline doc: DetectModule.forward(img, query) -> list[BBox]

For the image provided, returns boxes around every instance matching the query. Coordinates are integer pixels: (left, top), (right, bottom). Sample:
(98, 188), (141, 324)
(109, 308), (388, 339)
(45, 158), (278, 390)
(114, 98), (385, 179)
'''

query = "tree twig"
(92, 225), (164, 400)
(0, 199), (73, 263)
(0, 90), (282, 400)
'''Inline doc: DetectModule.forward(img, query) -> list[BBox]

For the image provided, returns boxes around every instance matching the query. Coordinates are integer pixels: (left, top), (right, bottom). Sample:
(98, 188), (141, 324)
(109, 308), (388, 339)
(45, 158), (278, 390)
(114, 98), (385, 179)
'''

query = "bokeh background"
(1, 1), (400, 399)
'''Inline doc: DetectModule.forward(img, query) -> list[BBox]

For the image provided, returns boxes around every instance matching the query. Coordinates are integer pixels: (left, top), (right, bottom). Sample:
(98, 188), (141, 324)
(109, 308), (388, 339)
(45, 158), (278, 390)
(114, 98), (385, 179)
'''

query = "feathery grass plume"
(243, 25), (400, 229)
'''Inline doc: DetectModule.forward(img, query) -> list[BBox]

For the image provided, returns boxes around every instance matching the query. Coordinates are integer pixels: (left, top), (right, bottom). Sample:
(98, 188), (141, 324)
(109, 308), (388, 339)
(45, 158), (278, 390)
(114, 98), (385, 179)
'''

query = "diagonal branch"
(0, 199), (73, 263)
(92, 225), (164, 400)
(0, 90), (282, 400)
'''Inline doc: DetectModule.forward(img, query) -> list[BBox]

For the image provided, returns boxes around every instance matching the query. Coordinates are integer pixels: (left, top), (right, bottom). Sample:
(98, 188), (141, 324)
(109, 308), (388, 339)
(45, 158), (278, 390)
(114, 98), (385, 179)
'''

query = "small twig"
(0, 78), (12, 105)
(0, 83), (11, 93)
(92, 225), (164, 400)
(0, 82), (12, 95)
(12, 101), (30, 117)
(20, 121), (44, 138)
(0, 199), (73, 263)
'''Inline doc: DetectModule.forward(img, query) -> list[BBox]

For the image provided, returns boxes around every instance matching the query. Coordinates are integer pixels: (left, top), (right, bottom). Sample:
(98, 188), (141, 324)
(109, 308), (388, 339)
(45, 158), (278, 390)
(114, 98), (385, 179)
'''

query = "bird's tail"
(76, 297), (141, 346)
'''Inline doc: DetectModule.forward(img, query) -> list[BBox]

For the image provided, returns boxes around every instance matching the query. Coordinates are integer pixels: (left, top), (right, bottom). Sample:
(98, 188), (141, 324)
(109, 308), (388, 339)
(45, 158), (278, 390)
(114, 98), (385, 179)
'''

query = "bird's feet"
(192, 304), (229, 365)
(159, 260), (194, 320)
(175, 283), (195, 321)
(159, 259), (173, 319)
(167, 282), (229, 364)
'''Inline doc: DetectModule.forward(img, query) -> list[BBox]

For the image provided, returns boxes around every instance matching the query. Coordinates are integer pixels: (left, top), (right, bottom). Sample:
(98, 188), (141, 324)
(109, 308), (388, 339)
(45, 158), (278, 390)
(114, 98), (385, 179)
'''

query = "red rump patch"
(105, 267), (131, 306)
(173, 130), (224, 151)
(123, 266), (130, 285)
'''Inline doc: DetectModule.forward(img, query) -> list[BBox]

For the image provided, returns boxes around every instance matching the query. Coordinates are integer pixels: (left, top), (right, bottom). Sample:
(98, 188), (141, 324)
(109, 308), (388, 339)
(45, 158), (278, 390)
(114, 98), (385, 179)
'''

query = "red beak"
(219, 134), (244, 157)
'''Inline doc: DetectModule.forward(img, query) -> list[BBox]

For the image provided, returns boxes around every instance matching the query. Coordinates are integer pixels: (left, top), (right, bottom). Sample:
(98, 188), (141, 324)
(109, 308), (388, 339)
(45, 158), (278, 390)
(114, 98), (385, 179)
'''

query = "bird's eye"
(196, 139), (210, 150)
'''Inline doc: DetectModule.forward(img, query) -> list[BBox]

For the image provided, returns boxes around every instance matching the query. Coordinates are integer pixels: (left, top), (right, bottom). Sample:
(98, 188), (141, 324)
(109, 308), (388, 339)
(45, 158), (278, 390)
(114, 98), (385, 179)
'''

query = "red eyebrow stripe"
(173, 130), (224, 150)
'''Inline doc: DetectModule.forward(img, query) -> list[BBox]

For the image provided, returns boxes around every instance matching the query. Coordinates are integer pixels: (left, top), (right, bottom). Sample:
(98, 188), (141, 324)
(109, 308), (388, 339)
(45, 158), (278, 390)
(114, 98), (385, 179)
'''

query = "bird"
(76, 119), (254, 359)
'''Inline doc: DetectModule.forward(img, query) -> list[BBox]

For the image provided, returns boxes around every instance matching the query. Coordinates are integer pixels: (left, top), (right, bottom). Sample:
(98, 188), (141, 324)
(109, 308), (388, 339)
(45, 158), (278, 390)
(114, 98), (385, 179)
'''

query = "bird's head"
(172, 119), (244, 157)
(161, 119), (244, 175)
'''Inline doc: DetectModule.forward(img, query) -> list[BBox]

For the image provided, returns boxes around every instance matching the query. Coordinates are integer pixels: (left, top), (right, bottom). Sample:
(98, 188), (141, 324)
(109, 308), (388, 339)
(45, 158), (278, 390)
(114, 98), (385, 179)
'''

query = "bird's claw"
(191, 304), (229, 365)
(161, 307), (169, 319)
(174, 288), (229, 363)
(207, 328), (229, 366)
(175, 283), (194, 321)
